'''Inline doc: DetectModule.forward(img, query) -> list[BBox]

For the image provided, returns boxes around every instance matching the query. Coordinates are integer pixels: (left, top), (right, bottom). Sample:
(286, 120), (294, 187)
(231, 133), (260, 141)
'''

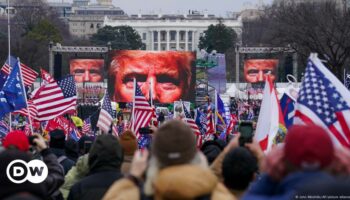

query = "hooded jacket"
(103, 165), (236, 200)
(68, 135), (123, 200)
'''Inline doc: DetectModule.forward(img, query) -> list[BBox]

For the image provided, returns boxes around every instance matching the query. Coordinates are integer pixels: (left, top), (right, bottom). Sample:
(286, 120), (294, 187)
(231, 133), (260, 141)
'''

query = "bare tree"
(262, 1), (350, 79)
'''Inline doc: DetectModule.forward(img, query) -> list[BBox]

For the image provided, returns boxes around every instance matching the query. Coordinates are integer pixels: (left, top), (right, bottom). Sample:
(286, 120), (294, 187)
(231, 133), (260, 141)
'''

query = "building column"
(185, 30), (188, 51)
(192, 31), (195, 51)
(293, 52), (298, 81)
(235, 46), (240, 83)
(151, 30), (154, 50)
(157, 30), (161, 51)
(166, 30), (170, 50)
(176, 30), (180, 50)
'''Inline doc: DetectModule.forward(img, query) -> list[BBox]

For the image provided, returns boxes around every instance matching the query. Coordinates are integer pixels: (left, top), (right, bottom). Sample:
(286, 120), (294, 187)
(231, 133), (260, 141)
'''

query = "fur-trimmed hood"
(153, 165), (235, 200)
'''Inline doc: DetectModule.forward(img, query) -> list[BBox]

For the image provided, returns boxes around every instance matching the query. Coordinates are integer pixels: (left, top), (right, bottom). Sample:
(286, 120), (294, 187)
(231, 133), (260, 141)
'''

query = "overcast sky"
(104, 0), (273, 16)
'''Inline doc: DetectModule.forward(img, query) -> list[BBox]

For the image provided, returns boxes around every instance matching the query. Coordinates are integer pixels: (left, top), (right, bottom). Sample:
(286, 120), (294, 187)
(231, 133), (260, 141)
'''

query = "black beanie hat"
(49, 129), (65, 149)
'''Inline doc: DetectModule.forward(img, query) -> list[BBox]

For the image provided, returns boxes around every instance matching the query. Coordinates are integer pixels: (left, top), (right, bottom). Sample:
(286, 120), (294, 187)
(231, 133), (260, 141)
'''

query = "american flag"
(294, 55), (350, 148)
(41, 69), (55, 84)
(112, 123), (119, 137)
(32, 76), (77, 121)
(345, 72), (350, 90)
(14, 100), (38, 118)
(206, 103), (215, 136)
(131, 83), (153, 137)
(97, 92), (113, 133)
(1, 56), (38, 86)
(182, 102), (202, 147)
(82, 117), (91, 135)
(226, 114), (238, 135)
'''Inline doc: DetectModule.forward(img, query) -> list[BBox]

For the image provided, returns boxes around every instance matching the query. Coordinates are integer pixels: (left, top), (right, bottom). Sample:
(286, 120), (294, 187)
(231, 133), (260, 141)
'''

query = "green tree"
(91, 25), (143, 50)
(198, 21), (237, 53)
(27, 19), (62, 43)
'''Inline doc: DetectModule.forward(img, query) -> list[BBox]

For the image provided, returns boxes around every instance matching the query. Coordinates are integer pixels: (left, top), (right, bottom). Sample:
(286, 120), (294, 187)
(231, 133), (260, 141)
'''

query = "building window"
(154, 45), (158, 51)
(161, 31), (166, 41)
(97, 23), (101, 29)
(142, 33), (147, 40)
(189, 44), (192, 51)
(170, 31), (176, 41)
(180, 31), (185, 41)
(188, 31), (193, 42)
(90, 23), (94, 29)
(154, 31), (158, 42)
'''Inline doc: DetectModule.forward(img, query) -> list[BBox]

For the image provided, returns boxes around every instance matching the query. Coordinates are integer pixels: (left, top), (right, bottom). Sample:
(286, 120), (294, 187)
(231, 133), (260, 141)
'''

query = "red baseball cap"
(284, 124), (334, 169)
(2, 130), (30, 152)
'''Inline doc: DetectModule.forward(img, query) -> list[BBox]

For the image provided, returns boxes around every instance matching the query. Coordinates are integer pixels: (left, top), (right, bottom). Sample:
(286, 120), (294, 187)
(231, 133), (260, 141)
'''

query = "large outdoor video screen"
(243, 59), (279, 83)
(107, 50), (196, 103)
(70, 58), (105, 83)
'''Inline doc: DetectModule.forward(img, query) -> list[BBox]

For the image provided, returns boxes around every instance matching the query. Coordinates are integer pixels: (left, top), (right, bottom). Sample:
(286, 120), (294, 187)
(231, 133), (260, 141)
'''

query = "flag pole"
(131, 78), (136, 132)
(7, 0), (11, 131)
(215, 89), (218, 132)
(150, 79), (154, 126)
(17, 58), (34, 134)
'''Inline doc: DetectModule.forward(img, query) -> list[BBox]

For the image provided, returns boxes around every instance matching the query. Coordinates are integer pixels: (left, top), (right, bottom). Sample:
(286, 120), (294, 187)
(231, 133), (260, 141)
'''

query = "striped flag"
(97, 92), (113, 133)
(131, 82), (153, 138)
(41, 69), (55, 84)
(1, 56), (38, 86)
(14, 100), (38, 119)
(206, 103), (215, 136)
(294, 54), (350, 148)
(112, 123), (119, 137)
(82, 117), (91, 135)
(182, 102), (202, 147)
(32, 76), (77, 121)
(226, 114), (238, 135)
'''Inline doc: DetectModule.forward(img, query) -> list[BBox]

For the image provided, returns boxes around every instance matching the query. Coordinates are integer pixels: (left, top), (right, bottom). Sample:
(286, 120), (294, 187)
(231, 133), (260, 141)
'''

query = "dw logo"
(6, 159), (48, 184)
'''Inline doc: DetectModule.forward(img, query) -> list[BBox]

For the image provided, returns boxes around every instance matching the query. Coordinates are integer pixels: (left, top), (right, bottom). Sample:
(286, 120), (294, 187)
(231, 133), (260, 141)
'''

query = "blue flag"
(216, 94), (226, 125)
(2, 60), (27, 111)
(280, 93), (295, 129)
(0, 91), (12, 119)
(0, 70), (7, 90)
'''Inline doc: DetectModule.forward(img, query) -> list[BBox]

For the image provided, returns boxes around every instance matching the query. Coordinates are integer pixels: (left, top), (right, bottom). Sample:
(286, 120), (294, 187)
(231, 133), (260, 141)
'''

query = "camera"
(238, 121), (254, 147)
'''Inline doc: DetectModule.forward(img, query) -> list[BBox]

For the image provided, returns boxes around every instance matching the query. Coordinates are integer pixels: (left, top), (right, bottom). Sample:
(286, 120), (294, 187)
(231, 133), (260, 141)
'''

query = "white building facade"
(103, 14), (242, 51)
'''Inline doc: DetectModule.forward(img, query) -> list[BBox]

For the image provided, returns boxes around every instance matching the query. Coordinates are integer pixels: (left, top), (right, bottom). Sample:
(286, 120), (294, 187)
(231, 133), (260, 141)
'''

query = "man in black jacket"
(68, 134), (124, 200)
(49, 129), (75, 175)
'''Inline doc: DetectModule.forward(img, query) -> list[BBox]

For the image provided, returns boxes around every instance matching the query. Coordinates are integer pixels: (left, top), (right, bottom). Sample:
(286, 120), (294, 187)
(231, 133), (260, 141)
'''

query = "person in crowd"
(60, 154), (89, 200)
(0, 149), (47, 199)
(210, 133), (263, 199)
(49, 129), (75, 175)
(157, 111), (165, 125)
(103, 120), (236, 200)
(65, 139), (79, 163)
(201, 139), (226, 165)
(243, 59), (278, 83)
(119, 130), (138, 174)
(70, 59), (104, 83)
(67, 134), (124, 200)
(78, 135), (94, 156)
(1, 131), (65, 200)
(242, 124), (336, 200)
(108, 50), (195, 103)
(222, 147), (259, 199)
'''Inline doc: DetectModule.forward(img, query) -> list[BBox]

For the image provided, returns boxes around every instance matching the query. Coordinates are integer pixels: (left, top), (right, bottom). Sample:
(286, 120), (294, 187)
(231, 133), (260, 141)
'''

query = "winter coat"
(67, 135), (123, 200)
(103, 165), (237, 200)
(242, 171), (335, 200)
(51, 148), (75, 175)
(60, 154), (89, 199)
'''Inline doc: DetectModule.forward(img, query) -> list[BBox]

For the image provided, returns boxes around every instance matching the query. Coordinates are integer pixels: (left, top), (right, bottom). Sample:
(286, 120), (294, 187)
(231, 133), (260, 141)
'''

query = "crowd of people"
(1, 118), (350, 200)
